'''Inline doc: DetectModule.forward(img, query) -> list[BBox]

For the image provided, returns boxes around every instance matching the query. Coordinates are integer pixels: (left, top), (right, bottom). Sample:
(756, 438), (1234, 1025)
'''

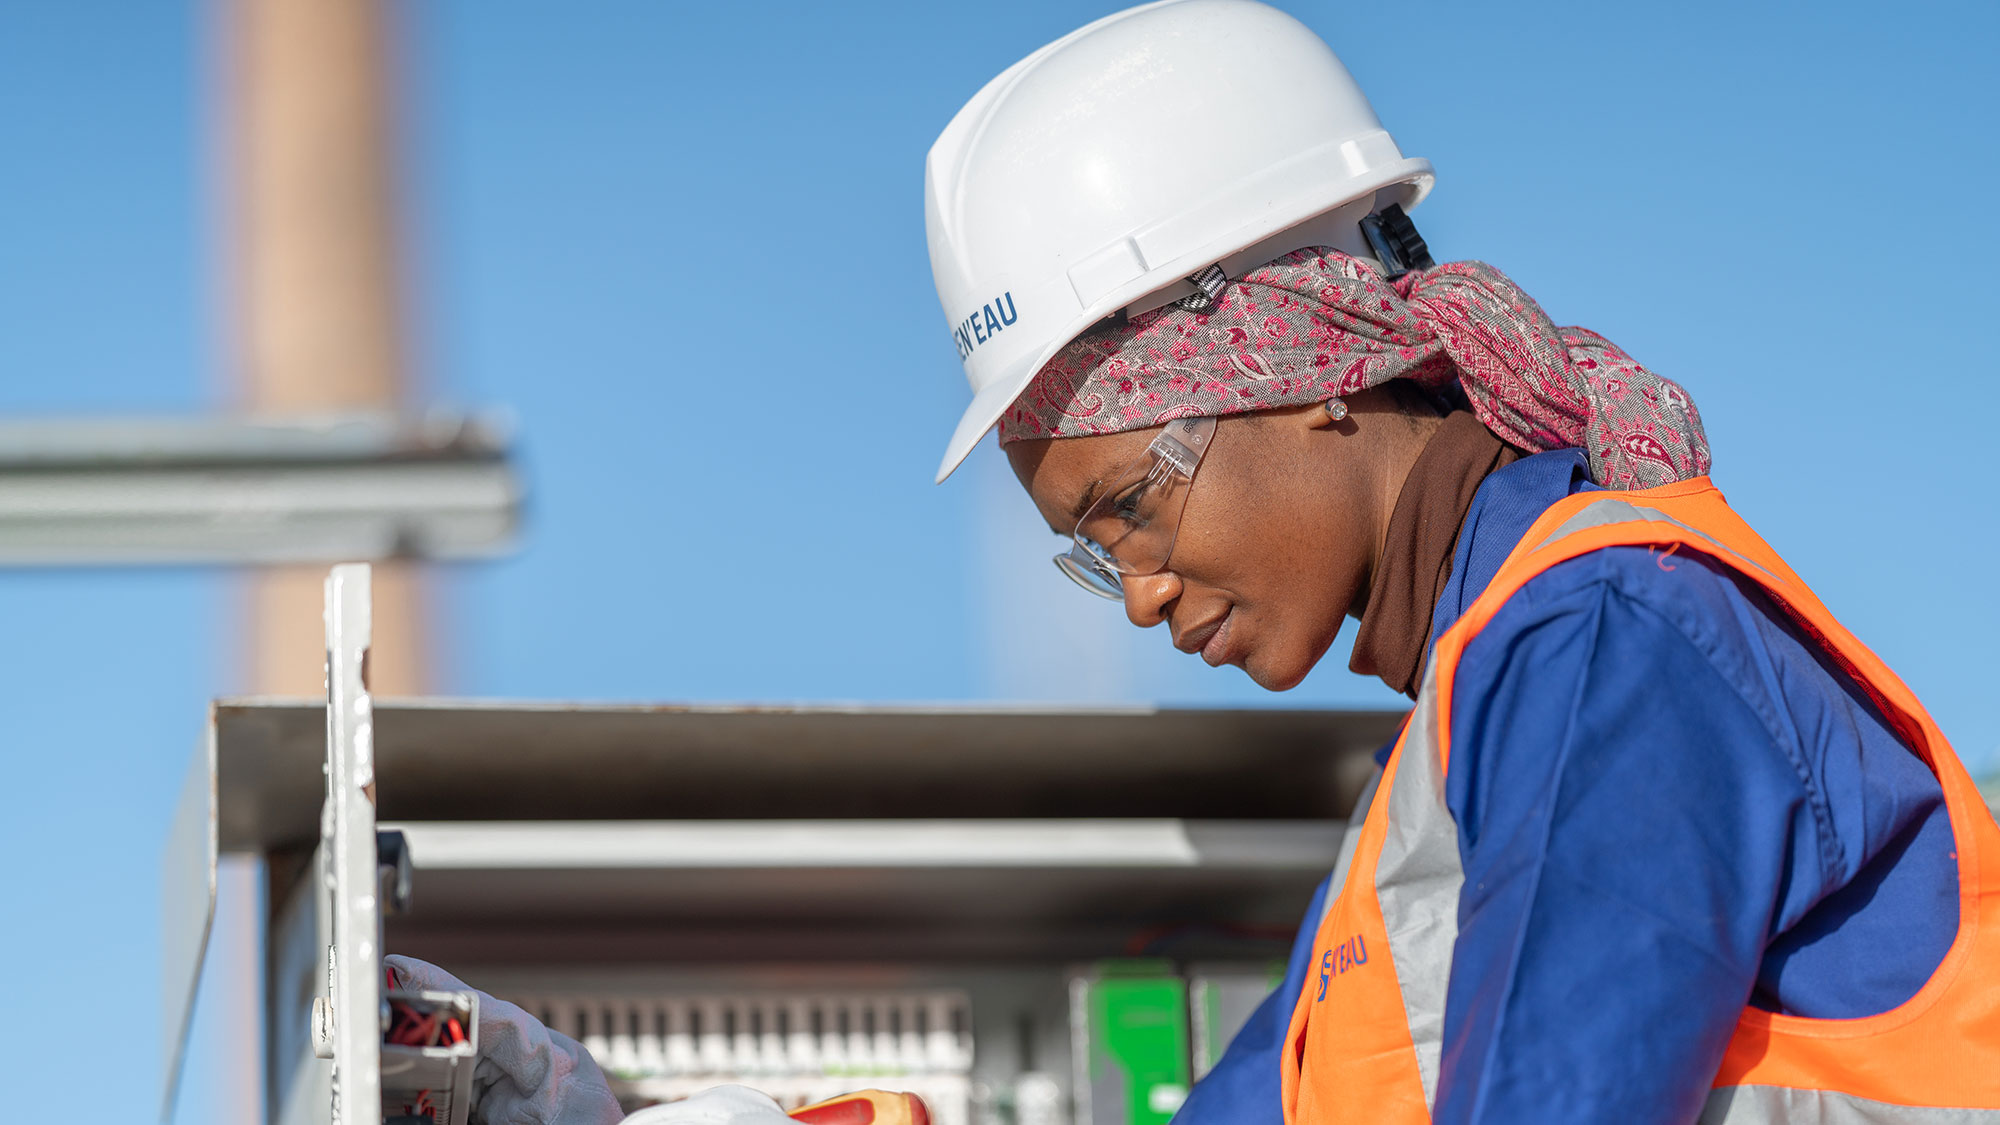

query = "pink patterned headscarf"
(997, 248), (1709, 490)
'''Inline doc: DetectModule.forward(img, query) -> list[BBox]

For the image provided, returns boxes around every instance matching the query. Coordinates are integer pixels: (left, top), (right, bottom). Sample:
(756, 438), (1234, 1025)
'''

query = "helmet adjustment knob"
(1359, 203), (1436, 281)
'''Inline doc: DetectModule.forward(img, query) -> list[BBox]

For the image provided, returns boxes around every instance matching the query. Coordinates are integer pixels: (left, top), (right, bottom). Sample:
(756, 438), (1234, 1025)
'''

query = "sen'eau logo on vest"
(1317, 934), (1368, 1001)
(952, 292), (1018, 359)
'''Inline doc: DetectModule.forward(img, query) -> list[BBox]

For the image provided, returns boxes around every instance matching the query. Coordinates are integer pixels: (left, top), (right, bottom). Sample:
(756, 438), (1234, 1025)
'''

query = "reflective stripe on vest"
(1322, 764), (1384, 927)
(1700, 1088), (2000, 1124)
(1279, 479), (2000, 1124)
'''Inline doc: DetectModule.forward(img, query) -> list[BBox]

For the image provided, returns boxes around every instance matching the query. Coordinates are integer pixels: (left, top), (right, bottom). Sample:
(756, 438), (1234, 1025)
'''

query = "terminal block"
(380, 987), (478, 1124)
(512, 989), (974, 1119)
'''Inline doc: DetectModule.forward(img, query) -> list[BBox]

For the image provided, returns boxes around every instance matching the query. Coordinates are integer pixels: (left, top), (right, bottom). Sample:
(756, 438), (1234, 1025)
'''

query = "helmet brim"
(934, 347), (1051, 483)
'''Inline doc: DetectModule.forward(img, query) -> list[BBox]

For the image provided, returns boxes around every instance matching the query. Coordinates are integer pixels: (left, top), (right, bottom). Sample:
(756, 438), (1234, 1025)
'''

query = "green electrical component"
(1072, 960), (1192, 1125)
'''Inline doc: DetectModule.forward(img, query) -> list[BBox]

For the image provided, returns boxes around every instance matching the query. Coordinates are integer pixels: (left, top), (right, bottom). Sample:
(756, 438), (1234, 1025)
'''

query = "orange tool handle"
(788, 1090), (931, 1125)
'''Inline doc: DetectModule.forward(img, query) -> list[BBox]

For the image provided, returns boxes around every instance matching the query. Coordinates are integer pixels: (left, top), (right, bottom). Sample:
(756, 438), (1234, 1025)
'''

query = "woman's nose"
(1122, 570), (1182, 628)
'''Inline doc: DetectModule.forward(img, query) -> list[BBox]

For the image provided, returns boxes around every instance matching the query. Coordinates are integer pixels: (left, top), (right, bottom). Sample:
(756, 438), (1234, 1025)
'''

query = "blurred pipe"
(225, 0), (429, 699)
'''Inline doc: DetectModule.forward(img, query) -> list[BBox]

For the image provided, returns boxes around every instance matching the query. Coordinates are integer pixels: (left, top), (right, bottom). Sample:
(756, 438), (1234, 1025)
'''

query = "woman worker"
(390, 3), (1996, 1123)
(924, 2), (2000, 1123)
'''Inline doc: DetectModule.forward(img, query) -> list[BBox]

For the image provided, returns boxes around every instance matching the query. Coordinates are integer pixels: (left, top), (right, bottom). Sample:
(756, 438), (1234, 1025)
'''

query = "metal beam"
(208, 697), (1400, 851)
(0, 411), (519, 565)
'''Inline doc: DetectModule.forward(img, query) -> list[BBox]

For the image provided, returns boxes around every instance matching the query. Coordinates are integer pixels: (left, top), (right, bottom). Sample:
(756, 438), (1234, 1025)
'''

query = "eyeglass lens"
(1074, 416), (1214, 576)
(1051, 416), (1216, 600)
(1054, 546), (1123, 599)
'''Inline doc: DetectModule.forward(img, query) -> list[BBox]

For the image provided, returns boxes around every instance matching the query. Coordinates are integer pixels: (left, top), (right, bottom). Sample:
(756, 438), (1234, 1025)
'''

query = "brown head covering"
(1348, 412), (1522, 698)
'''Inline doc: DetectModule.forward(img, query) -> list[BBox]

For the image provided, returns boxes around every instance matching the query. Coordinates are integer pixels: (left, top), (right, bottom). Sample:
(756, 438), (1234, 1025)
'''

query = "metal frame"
(0, 412), (517, 565)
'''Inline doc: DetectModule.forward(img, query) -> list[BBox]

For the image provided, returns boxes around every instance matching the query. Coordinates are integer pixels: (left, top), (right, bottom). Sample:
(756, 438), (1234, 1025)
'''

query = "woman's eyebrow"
(1068, 480), (1105, 524)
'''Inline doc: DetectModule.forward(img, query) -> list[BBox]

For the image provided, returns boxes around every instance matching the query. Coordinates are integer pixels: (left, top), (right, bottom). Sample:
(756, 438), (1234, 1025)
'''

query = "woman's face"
(1004, 397), (1407, 691)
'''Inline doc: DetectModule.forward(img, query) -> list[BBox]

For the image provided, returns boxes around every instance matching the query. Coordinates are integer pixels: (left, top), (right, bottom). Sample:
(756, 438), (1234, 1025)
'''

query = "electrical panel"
(162, 564), (1396, 1125)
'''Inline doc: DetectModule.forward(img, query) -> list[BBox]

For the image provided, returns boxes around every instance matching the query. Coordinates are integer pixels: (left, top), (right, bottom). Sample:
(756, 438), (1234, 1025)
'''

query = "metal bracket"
(321, 563), (382, 1123)
(377, 830), (413, 917)
(313, 566), (477, 1125)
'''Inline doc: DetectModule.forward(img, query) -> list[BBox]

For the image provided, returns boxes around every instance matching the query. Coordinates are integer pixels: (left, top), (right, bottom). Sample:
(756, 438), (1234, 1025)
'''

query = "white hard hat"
(925, 0), (1434, 482)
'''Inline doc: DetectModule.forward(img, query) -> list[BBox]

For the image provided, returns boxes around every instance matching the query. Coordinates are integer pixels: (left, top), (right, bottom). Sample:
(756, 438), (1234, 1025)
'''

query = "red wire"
(387, 1003), (441, 1046)
(382, 967), (468, 1057)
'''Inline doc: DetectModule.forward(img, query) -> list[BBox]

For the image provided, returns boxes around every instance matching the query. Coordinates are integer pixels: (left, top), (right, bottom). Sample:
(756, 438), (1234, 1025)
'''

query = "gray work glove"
(386, 954), (626, 1125)
(620, 1086), (793, 1125)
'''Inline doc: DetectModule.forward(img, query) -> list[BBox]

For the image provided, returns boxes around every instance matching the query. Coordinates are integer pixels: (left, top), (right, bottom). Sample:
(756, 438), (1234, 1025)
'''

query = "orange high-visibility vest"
(1279, 478), (2000, 1123)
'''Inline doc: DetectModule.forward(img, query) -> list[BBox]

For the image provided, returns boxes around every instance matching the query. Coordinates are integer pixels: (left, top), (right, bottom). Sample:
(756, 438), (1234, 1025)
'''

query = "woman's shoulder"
(1463, 540), (1802, 725)
(1451, 528), (1949, 915)
(1476, 539), (1770, 652)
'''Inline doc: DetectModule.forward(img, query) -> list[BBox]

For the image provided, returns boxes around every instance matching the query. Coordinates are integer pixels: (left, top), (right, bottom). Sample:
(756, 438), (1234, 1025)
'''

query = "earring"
(1323, 397), (1349, 422)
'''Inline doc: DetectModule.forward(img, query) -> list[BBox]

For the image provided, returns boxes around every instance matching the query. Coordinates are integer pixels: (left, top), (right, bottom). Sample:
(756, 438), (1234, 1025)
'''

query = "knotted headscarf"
(997, 248), (1709, 490)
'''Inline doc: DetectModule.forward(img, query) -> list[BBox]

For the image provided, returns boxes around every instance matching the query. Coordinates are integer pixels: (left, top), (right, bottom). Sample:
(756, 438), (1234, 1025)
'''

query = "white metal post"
(317, 564), (380, 1125)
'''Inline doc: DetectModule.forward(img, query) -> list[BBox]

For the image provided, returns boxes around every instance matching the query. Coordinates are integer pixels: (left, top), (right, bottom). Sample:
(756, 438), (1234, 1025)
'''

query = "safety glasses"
(1053, 415), (1217, 600)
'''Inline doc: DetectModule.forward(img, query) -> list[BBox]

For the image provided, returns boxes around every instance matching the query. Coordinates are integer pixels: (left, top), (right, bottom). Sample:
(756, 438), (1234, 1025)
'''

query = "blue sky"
(1, 2), (1994, 1122)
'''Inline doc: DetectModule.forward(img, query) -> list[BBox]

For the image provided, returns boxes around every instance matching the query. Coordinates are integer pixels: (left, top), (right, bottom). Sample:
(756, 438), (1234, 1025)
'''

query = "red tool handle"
(788, 1090), (932, 1125)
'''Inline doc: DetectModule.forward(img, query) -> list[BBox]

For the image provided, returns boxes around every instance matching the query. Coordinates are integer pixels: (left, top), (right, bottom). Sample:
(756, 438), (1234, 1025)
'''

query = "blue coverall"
(1174, 449), (1957, 1125)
